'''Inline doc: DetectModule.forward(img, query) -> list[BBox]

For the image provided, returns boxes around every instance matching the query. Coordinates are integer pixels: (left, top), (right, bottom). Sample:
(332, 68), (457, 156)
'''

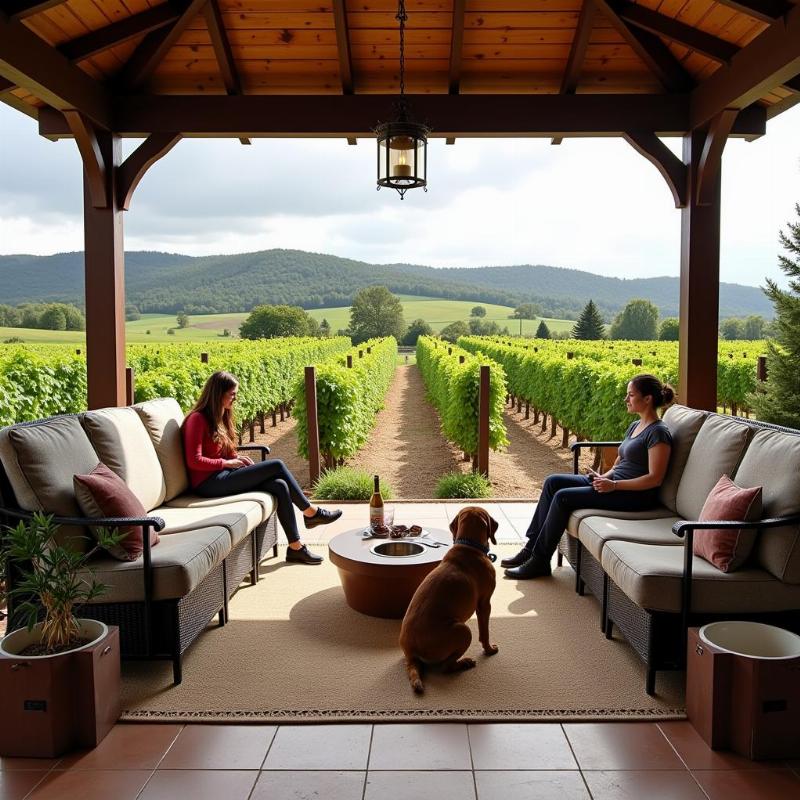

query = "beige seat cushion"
(566, 505), (675, 538)
(133, 398), (188, 502)
(601, 540), (800, 614)
(675, 415), (751, 521)
(166, 491), (276, 523)
(82, 407), (166, 511)
(659, 405), (708, 513)
(152, 500), (263, 547)
(577, 514), (682, 561)
(0, 417), (99, 552)
(79, 526), (230, 603)
(734, 427), (800, 583)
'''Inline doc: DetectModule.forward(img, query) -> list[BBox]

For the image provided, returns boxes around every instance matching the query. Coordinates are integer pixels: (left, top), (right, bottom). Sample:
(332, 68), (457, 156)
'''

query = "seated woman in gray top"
(503, 374), (674, 580)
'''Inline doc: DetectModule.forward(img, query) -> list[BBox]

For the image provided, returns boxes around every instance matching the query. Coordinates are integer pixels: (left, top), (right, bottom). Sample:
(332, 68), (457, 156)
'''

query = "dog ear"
(487, 513), (499, 545)
(449, 513), (460, 537)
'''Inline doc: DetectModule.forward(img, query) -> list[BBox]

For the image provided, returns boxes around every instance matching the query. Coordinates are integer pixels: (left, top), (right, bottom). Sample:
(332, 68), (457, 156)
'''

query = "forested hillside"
(0, 249), (772, 319)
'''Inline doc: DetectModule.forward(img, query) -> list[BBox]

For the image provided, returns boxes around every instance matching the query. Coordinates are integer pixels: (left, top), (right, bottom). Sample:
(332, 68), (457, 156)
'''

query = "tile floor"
(4, 503), (796, 799)
(3, 721), (798, 799)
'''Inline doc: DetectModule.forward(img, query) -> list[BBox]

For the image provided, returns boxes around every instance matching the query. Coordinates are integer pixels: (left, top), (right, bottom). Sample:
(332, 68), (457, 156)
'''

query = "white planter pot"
(0, 618), (108, 658)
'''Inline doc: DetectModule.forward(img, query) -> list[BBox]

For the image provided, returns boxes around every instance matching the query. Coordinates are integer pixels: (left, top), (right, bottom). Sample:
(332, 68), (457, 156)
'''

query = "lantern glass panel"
(389, 134), (415, 182)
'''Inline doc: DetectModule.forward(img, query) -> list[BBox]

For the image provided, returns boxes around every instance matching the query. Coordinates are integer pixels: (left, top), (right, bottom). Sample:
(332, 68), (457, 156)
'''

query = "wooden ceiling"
(1, 0), (799, 135)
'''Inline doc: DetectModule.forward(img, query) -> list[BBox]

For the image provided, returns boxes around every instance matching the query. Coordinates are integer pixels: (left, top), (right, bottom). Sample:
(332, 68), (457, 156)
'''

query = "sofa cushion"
(133, 398), (188, 502)
(602, 540), (800, 614)
(577, 514), (682, 561)
(74, 462), (160, 561)
(152, 500), (263, 547)
(693, 475), (762, 573)
(658, 405), (708, 513)
(78, 526), (230, 603)
(165, 491), (276, 523)
(81, 407), (166, 511)
(567, 505), (675, 539)
(734, 427), (800, 583)
(675, 415), (751, 521)
(2, 417), (99, 552)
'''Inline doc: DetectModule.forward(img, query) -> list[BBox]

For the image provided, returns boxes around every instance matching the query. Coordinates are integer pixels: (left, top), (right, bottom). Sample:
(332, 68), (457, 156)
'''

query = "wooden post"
(271, 409), (277, 427)
(567, 352), (574, 359)
(541, 412), (548, 432)
(533, 407), (539, 424)
(516, 397), (522, 413)
(562, 427), (569, 448)
(358, 349), (363, 358)
(75, 349), (81, 355)
(478, 365), (490, 477)
(200, 352), (208, 363)
(347, 354), (353, 368)
(757, 356), (768, 382)
(550, 415), (557, 438)
(448, 347), (452, 355)
(249, 419), (255, 442)
(459, 355), (465, 364)
(525, 401), (530, 419)
(305, 366), (321, 485)
(259, 413), (265, 433)
(125, 367), (134, 406)
(632, 358), (643, 367)
(280, 404), (285, 422)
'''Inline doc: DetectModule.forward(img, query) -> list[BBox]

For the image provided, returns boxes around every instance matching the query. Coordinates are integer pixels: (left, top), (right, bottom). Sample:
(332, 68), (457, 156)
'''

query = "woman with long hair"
(503, 374), (675, 580)
(182, 371), (341, 564)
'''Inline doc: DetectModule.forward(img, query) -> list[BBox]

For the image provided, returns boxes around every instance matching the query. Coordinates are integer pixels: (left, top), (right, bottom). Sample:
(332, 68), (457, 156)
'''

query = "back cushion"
(82, 407), (166, 511)
(675, 414), (750, 520)
(658, 405), (708, 513)
(735, 427), (800, 583)
(4, 417), (99, 552)
(133, 398), (189, 502)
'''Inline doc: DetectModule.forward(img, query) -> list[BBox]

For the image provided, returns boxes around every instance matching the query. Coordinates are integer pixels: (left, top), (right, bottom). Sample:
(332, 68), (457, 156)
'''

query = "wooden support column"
(477, 365), (490, 477)
(82, 129), (126, 409)
(679, 129), (721, 411)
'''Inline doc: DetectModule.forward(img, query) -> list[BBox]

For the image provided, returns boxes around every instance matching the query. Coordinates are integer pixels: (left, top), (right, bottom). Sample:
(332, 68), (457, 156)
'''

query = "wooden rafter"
(118, 132), (181, 210)
(593, 0), (692, 92)
(332, 0), (353, 95)
(711, 0), (787, 24)
(3, 0), (68, 19)
(553, 0), (597, 145)
(117, 0), (208, 91)
(63, 110), (107, 208)
(623, 131), (688, 208)
(449, 0), (466, 95)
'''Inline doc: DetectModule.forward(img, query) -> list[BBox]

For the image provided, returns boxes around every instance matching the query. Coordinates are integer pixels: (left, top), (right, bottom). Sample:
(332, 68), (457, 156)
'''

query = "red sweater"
(182, 411), (235, 488)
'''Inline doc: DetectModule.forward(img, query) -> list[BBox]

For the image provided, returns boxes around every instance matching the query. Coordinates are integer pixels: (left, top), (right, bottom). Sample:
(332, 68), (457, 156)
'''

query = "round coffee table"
(328, 528), (451, 619)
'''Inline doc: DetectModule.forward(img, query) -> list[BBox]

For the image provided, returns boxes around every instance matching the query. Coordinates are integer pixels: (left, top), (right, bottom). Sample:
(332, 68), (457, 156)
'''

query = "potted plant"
(0, 512), (124, 757)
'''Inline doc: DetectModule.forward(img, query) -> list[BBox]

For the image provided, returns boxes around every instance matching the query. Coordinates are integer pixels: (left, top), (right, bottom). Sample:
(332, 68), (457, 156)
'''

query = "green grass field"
(0, 298), (574, 345)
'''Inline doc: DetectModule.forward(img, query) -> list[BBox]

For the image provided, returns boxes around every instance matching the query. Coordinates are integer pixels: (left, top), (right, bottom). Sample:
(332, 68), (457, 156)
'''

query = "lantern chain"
(397, 0), (407, 99)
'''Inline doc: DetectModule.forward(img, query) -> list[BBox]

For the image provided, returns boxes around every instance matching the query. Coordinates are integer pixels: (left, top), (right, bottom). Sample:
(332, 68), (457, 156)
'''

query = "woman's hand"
(223, 457), (247, 469)
(592, 476), (616, 494)
(238, 455), (254, 466)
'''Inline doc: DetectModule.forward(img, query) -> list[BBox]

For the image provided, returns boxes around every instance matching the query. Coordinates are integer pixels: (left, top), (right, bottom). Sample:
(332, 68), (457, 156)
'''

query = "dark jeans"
(525, 474), (659, 561)
(195, 459), (311, 543)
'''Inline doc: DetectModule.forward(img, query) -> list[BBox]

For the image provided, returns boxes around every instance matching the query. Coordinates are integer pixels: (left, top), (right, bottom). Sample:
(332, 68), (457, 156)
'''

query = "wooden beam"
(0, 87), (38, 118)
(347, 137), (357, 145)
(117, 132), (181, 211)
(623, 131), (688, 208)
(449, 0), (466, 95)
(203, 0), (240, 95)
(690, 4), (800, 129)
(0, 13), (111, 129)
(64, 110), (107, 208)
(696, 108), (738, 206)
(767, 90), (800, 119)
(117, 0), (208, 91)
(4, 0), (68, 19)
(332, 0), (353, 95)
(711, 0), (788, 24)
(593, 0), (693, 92)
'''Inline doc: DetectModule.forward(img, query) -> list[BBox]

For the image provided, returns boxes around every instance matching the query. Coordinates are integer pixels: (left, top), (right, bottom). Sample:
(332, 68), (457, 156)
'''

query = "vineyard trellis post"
(304, 366), (321, 485)
(478, 365), (490, 477)
(125, 367), (134, 406)
(757, 356), (768, 382)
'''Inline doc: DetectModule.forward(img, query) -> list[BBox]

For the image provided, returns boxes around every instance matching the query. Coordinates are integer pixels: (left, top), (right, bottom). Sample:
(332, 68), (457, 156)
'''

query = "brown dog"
(399, 506), (499, 693)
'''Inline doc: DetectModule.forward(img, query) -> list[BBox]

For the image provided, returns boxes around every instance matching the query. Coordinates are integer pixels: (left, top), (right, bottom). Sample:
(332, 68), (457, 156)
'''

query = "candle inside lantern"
(392, 163), (412, 177)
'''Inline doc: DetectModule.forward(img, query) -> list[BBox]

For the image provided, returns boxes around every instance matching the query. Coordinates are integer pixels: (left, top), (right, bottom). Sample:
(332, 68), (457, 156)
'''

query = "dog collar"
(454, 538), (498, 562)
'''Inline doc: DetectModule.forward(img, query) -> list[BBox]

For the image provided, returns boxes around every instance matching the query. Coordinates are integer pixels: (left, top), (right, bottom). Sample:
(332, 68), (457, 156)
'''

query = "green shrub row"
(293, 337), (397, 464)
(415, 336), (508, 455)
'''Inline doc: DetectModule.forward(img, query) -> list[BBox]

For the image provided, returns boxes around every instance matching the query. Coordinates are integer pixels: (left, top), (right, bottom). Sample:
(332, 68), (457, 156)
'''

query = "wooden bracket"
(63, 109), (107, 208)
(117, 132), (181, 210)
(696, 108), (738, 206)
(623, 131), (688, 208)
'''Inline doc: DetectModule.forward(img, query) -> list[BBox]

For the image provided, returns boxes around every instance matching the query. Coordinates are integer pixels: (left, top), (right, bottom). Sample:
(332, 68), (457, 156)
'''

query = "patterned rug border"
(121, 707), (687, 724)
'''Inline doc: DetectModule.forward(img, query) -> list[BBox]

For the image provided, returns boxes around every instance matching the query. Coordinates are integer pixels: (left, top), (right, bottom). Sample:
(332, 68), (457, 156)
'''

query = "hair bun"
(662, 384), (676, 405)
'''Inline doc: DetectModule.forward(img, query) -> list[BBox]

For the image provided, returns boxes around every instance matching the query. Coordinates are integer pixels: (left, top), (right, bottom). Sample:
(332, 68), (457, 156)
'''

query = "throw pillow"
(73, 462), (160, 561)
(693, 475), (762, 572)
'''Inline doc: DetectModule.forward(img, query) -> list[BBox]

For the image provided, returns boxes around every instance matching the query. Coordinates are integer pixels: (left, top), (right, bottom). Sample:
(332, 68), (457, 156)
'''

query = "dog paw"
(457, 657), (476, 671)
(483, 644), (499, 656)
(411, 680), (424, 694)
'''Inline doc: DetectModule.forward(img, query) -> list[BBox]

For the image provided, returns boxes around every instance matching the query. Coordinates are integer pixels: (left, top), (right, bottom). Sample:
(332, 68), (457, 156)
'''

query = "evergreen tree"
(750, 203), (800, 427)
(610, 299), (659, 340)
(319, 318), (331, 337)
(535, 319), (551, 339)
(572, 300), (605, 340)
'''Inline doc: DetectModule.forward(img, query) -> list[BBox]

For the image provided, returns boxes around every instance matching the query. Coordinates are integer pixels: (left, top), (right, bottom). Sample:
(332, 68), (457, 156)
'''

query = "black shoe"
(500, 547), (532, 568)
(303, 507), (343, 529)
(286, 544), (324, 564)
(504, 555), (552, 580)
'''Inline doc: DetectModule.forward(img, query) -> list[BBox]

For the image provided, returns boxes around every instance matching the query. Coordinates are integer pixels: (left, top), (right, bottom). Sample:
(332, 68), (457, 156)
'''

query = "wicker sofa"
(0, 398), (278, 684)
(557, 405), (800, 695)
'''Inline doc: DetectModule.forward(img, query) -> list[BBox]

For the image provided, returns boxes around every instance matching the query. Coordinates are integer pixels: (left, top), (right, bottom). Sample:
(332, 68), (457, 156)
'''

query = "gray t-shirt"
(612, 420), (673, 481)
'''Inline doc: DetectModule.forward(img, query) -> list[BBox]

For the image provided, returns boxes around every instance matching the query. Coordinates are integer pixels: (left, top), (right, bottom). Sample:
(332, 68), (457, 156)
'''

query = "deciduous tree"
(610, 299), (658, 340)
(348, 286), (405, 344)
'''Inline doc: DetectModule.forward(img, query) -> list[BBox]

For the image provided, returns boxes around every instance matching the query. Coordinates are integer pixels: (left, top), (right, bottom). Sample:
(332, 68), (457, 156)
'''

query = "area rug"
(120, 546), (686, 723)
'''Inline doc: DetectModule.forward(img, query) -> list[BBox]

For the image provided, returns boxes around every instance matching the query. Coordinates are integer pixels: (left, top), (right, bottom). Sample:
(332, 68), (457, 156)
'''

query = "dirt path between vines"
(252, 365), (591, 498)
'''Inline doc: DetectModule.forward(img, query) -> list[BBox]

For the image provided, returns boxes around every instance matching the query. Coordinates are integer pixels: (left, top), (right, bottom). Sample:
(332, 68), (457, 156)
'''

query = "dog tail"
(405, 657), (425, 694)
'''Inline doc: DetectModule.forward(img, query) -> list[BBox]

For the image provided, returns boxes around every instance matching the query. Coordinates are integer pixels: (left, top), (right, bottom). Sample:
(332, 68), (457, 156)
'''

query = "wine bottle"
(369, 474), (384, 528)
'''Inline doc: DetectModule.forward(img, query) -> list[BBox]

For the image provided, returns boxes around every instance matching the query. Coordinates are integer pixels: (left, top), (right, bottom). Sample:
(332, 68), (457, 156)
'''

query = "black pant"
(195, 459), (311, 543)
(525, 474), (659, 561)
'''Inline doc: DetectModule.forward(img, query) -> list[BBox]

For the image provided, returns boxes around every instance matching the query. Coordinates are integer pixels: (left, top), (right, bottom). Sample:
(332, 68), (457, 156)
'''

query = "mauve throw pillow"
(73, 462), (159, 561)
(693, 475), (763, 572)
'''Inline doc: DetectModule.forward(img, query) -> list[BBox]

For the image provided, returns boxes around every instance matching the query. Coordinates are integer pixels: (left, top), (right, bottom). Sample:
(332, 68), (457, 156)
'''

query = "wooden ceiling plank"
(203, 0), (242, 94)
(118, 0), (209, 90)
(4, 0), (69, 20)
(690, 3), (800, 128)
(448, 0), (465, 93)
(593, 0), (693, 91)
(711, 0), (788, 24)
(332, 0), (354, 93)
(0, 12), (111, 127)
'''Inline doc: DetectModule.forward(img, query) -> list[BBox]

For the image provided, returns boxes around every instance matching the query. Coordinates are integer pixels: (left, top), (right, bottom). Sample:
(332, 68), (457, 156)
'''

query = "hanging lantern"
(375, 0), (430, 199)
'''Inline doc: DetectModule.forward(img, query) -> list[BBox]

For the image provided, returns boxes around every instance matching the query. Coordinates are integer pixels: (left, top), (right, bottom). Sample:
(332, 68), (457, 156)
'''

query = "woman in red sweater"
(182, 371), (341, 564)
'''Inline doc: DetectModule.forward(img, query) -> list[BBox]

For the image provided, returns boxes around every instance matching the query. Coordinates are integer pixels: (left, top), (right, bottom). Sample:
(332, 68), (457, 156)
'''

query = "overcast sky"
(0, 101), (797, 288)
